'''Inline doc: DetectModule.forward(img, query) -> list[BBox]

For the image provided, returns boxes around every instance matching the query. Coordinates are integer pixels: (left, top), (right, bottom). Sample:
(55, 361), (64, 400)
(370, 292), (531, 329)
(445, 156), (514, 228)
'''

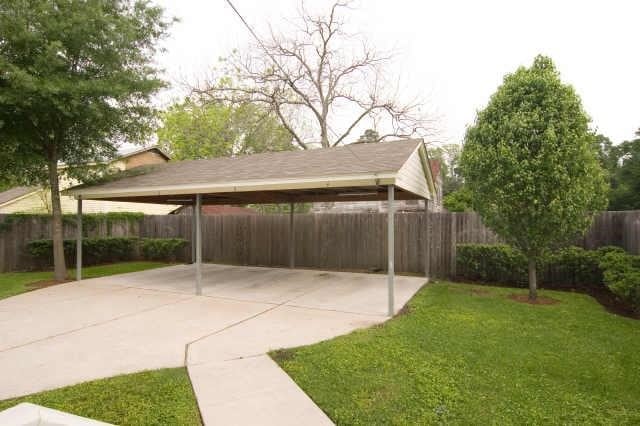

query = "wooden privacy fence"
(1, 211), (639, 275)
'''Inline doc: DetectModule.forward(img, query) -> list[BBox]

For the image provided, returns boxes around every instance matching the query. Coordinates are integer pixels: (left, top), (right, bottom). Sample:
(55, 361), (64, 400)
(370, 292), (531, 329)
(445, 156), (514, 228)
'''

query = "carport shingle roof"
(65, 138), (434, 204)
(72, 139), (422, 191)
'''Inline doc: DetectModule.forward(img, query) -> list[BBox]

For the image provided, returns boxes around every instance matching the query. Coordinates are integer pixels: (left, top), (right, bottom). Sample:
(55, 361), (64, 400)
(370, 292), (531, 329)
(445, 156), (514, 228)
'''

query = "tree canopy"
(157, 98), (293, 160)
(199, 1), (433, 149)
(460, 55), (607, 300)
(0, 0), (171, 279)
(428, 144), (463, 195)
(595, 130), (640, 210)
(357, 129), (381, 144)
(610, 133), (640, 210)
(157, 97), (299, 214)
(443, 186), (473, 212)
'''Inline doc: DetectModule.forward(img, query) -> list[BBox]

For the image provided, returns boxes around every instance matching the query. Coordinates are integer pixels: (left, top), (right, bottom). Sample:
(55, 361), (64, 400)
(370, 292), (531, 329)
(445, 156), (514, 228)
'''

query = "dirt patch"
(27, 279), (73, 290)
(397, 304), (412, 316)
(270, 349), (295, 364)
(470, 288), (491, 297)
(508, 294), (560, 305)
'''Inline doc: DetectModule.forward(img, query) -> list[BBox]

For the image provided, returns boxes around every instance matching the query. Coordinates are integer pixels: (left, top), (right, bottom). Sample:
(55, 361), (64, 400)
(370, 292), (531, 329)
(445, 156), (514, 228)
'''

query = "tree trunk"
(528, 257), (537, 302)
(47, 152), (67, 281)
(320, 120), (329, 148)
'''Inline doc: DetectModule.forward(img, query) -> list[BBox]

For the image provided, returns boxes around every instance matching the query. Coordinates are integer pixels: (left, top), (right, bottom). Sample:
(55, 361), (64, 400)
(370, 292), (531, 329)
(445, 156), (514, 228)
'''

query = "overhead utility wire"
(223, 0), (365, 160)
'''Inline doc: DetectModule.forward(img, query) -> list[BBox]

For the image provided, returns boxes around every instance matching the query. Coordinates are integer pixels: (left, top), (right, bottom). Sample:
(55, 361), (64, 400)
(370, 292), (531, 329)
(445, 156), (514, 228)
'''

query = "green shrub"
(140, 238), (188, 261)
(28, 237), (137, 267)
(456, 244), (634, 290)
(599, 250), (640, 312)
(456, 244), (528, 285)
(27, 237), (188, 266)
(544, 246), (600, 287)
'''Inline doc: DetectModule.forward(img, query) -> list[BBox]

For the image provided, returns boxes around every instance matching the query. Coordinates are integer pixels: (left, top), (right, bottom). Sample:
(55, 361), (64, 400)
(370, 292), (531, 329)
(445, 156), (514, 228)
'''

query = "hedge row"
(27, 237), (188, 267)
(600, 250), (640, 311)
(456, 244), (640, 311)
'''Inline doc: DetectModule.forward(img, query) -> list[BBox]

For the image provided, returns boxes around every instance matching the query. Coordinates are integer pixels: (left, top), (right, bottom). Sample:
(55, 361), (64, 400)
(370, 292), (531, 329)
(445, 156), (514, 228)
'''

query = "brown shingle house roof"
(0, 186), (38, 206)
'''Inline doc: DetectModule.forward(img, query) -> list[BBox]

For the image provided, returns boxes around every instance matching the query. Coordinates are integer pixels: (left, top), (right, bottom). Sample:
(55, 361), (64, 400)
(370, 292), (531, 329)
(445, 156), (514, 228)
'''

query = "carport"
(65, 138), (437, 316)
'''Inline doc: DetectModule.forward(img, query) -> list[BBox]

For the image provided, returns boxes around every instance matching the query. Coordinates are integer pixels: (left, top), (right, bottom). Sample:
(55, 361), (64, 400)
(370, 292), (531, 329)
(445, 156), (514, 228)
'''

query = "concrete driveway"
(0, 264), (425, 425)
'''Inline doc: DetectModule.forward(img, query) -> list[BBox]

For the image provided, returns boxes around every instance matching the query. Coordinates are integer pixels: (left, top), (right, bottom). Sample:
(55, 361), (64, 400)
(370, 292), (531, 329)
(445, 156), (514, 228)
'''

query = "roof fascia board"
(65, 172), (398, 200)
(418, 144), (437, 196)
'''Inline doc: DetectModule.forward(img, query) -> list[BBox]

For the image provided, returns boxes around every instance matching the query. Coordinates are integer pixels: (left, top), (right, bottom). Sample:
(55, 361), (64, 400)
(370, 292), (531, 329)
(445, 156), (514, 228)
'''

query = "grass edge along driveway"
(0, 261), (169, 300)
(0, 368), (202, 425)
(0, 263), (200, 425)
(273, 281), (640, 425)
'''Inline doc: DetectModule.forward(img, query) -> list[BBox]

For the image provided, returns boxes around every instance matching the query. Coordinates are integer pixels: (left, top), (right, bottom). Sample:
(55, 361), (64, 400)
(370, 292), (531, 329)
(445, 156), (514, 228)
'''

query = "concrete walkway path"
(0, 264), (425, 425)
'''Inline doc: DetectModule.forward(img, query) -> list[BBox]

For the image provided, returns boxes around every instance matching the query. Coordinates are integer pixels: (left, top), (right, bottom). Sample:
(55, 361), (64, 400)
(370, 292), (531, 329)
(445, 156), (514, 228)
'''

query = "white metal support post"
(195, 194), (202, 295)
(289, 202), (295, 268)
(191, 203), (196, 263)
(76, 197), (82, 281)
(387, 185), (395, 316)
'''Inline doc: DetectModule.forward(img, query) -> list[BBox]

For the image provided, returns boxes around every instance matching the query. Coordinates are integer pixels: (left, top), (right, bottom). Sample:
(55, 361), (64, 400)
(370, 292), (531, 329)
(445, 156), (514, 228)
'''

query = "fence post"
(450, 212), (457, 278)
(191, 205), (196, 264)
(195, 194), (202, 295)
(289, 202), (295, 268)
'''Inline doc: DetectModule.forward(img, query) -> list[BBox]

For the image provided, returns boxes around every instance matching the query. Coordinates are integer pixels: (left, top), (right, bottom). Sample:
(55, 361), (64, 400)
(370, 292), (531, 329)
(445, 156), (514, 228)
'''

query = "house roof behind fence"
(0, 186), (38, 206)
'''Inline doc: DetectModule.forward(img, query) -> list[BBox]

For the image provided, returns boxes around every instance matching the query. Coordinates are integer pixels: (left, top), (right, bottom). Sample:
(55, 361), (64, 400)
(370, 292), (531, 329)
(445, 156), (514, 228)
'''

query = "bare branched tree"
(196, 0), (435, 149)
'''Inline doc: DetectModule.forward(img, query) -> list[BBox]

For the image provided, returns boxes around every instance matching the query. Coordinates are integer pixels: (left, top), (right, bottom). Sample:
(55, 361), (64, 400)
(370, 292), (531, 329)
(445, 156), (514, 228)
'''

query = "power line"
(223, 0), (290, 82)
(223, 0), (366, 154)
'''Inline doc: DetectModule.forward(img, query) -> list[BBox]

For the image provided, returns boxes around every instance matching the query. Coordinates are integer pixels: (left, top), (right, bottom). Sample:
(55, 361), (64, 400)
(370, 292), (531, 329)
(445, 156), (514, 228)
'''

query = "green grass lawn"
(273, 281), (640, 425)
(0, 368), (201, 425)
(0, 261), (169, 300)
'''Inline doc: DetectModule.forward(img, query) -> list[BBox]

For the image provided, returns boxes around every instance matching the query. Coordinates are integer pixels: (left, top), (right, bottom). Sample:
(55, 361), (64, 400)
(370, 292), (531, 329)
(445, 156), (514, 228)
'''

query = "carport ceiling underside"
(65, 138), (436, 205)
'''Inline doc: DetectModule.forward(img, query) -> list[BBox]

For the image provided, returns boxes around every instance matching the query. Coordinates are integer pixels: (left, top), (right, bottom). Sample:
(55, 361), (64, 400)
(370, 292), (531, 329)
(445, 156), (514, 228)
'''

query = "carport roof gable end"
(65, 139), (432, 202)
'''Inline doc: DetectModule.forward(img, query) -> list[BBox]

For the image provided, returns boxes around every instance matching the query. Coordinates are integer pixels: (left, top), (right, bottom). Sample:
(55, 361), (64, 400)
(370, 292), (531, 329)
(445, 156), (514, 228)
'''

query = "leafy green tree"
(608, 131), (640, 210)
(157, 99), (293, 160)
(158, 97), (296, 214)
(0, 0), (171, 280)
(592, 129), (640, 210)
(0, 178), (15, 192)
(443, 187), (473, 212)
(460, 55), (607, 300)
(594, 134), (617, 173)
(356, 129), (380, 144)
(428, 144), (463, 195)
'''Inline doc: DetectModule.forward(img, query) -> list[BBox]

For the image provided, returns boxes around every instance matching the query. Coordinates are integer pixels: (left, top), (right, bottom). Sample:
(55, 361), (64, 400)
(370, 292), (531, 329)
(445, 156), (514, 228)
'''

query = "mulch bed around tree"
(454, 277), (639, 320)
(508, 294), (560, 305)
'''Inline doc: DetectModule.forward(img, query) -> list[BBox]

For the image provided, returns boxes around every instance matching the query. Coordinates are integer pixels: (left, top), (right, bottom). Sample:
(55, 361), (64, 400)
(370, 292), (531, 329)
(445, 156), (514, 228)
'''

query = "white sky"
(153, 0), (640, 145)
